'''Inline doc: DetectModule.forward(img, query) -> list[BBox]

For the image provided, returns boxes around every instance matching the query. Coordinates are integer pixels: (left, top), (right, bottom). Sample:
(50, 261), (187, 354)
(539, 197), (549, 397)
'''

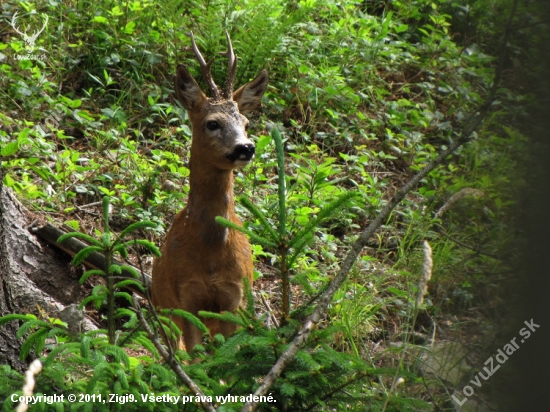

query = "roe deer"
(151, 32), (268, 351)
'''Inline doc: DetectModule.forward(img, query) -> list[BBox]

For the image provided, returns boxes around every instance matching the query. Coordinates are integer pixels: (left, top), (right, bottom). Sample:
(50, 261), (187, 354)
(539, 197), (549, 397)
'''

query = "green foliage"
(217, 128), (358, 318)
(57, 196), (159, 344)
(0, 0), (534, 409)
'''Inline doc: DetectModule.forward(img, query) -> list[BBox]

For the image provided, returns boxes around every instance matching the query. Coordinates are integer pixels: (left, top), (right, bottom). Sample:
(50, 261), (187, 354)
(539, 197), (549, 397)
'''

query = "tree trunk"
(0, 166), (91, 370)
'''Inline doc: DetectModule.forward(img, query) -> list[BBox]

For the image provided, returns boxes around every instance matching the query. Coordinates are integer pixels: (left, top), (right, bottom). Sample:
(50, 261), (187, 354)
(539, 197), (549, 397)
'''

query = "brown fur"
(151, 58), (268, 351)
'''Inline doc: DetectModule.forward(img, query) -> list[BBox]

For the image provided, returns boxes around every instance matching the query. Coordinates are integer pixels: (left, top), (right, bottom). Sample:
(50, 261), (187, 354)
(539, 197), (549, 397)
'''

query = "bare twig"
(260, 293), (279, 328)
(436, 226), (503, 261)
(133, 239), (176, 357)
(133, 296), (215, 412)
(305, 372), (371, 411)
(434, 188), (486, 218)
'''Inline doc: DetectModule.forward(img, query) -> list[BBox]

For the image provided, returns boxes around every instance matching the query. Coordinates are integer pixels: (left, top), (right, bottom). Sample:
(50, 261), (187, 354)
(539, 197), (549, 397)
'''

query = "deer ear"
(233, 69), (269, 114)
(175, 64), (207, 111)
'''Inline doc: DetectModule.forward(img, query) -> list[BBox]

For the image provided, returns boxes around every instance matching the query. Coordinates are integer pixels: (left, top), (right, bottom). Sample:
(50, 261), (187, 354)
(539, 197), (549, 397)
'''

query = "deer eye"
(206, 121), (220, 131)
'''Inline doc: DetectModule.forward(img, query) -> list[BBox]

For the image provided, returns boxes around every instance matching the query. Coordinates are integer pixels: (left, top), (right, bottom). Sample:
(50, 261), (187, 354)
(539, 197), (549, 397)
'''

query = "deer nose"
(234, 143), (256, 161)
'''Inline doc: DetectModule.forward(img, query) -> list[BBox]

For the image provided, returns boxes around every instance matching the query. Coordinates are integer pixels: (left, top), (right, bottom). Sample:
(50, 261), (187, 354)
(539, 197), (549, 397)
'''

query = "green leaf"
(65, 220), (80, 230)
(116, 368), (129, 389)
(256, 134), (271, 151)
(121, 312), (138, 328)
(123, 21), (136, 35)
(44, 342), (81, 367)
(16, 319), (50, 338)
(91, 15), (108, 24)
(102, 196), (111, 232)
(114, 291), (134, 304)
(109, 264), (122, 274)
(288, 191), (357, 248)
(288, 232), (314, 269)
(387, 287), (408, 298)
(198, 310), (244, 327)
(1, 141), (19, 156)
(104, 344), (130, 367)
(243, 277), (254, 315)
(101, 232), (111, 248)
(280, 382), (296, 397)
(120, 239), (160, 256)
(113, 243), (129, 258)
(3, 173), (15, 187)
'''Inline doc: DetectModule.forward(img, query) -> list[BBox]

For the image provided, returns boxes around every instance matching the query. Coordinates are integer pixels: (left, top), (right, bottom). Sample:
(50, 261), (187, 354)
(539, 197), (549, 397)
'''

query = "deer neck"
(186, 156), (235, 244)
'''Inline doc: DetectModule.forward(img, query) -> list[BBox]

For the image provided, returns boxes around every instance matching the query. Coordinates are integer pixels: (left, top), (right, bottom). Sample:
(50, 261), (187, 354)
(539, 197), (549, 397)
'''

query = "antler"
(219, 31), (237, 99)
(188, 31), (221, 100)
(11, 12), (25, 37)
(30, 14), (49, 43)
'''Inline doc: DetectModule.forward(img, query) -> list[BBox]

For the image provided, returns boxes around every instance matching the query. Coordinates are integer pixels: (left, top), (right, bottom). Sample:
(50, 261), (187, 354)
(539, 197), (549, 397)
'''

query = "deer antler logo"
(11, 12), (49, 53)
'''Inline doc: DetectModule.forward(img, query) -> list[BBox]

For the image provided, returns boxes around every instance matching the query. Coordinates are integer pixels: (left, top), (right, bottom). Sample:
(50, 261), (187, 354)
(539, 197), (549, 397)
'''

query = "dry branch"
(132, 296), (216, 412)
(30, 222), (151, 290)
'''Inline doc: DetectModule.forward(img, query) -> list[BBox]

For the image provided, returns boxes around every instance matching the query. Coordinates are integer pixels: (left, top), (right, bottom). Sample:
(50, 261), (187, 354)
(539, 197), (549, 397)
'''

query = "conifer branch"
(133, 296), (216, 412)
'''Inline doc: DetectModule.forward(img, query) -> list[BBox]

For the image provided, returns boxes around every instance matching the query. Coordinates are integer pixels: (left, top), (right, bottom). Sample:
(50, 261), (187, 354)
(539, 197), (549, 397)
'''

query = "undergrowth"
(0, 0), (537, 410)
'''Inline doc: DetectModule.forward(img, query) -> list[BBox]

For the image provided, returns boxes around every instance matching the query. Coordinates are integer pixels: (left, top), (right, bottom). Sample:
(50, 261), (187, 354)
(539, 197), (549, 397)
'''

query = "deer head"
(174, 31), (269, 170)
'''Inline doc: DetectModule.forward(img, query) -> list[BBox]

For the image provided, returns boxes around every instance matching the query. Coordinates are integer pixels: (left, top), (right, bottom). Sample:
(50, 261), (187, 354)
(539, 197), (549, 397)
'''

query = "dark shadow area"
(497, 2), (550, 410)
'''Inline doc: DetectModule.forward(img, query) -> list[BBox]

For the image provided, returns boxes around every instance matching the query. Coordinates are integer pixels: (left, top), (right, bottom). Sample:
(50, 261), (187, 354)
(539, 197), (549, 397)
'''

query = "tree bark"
(0, 166), (91, 370)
